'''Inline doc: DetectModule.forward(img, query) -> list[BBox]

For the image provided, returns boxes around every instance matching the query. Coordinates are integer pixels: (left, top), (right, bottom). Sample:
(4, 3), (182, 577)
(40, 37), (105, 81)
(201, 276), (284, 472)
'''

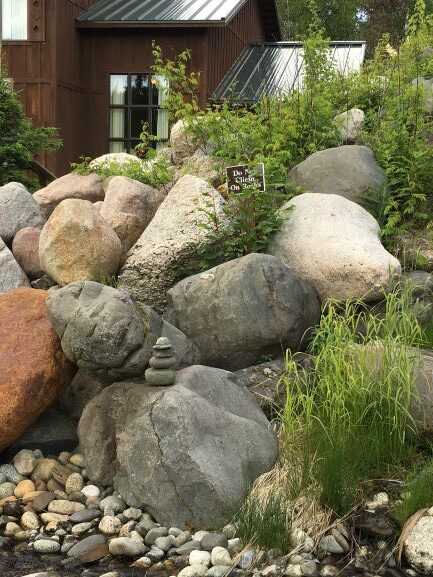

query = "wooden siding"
(207, 0), (265, 99)
(79, 28), (207, 163)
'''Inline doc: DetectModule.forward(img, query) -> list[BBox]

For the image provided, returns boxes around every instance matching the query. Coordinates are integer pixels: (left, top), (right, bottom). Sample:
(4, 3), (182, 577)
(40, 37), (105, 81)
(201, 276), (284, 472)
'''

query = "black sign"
(226, 163), (265, 193)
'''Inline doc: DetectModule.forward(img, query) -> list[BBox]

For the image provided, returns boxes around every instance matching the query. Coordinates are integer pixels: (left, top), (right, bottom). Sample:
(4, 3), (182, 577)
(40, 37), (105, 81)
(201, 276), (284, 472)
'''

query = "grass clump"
(394, 459), (433, 522)
(281, 287), (424, 516)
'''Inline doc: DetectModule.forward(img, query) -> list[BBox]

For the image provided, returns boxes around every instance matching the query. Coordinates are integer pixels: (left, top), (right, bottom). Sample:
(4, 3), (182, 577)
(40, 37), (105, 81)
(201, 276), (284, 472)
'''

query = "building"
(1, 0), (280, 175)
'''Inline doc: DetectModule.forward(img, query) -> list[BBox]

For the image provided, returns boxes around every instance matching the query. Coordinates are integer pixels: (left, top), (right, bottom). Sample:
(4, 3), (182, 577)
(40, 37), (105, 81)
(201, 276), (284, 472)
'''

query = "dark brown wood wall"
(206, 0), (265, 99)
(79, 28), (207, 164)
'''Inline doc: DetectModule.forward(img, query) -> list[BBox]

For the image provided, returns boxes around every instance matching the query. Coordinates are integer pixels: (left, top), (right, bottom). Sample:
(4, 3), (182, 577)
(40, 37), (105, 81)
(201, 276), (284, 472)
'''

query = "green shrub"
(0, 69), (61, 190)
(394, 459), (433, 522)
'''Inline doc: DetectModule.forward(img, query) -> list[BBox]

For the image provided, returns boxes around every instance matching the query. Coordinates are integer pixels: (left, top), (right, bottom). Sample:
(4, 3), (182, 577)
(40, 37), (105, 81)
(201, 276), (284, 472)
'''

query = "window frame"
(108, 72), (169, 155)
(0, 0), (29, 42)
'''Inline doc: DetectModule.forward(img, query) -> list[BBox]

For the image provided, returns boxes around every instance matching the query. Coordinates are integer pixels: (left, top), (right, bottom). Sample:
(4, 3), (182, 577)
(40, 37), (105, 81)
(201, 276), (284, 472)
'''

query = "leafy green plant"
(0, 69), (61, 190)
(71, 152), (172, 190)
(281, 287), (424, 515)
(99, 273), (118, 288)
(232, 488), (293, 553)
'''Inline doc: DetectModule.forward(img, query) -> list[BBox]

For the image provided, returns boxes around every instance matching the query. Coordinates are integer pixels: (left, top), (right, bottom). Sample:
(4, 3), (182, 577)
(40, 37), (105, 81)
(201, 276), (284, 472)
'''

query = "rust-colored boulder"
(0, 289), (75, 452)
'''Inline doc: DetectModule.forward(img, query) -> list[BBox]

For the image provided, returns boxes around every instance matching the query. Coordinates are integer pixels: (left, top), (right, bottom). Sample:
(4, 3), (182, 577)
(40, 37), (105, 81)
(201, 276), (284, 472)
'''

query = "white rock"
(21, 512), (40, 531)
(319, 535), (345, 554)
(132, 556), (152, 569)
(109, 536), (147, 557)
(178, 567), (200, 577)
(190, 550), (212, 567)
(405, 515), (433, 574)
(211, 546), (231, 566)
(99, 515), (122, 535)
(81, 484), (100, 498)
(334, 108), (365, 142)
(123, 507), (142, 520)
(13, 449), (38, 475)
(190, 564), (209, 577)
(268, 193), (401, 303)
(71, 521), (93, 535)
(33, 539), (61, 553)
(65, 472), (84, 495)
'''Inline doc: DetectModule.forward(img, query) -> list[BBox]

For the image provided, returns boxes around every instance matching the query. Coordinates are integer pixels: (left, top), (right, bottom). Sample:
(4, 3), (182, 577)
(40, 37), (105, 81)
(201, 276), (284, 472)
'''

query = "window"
(109, 73), (169, 154)
(1, 0), (28, 40)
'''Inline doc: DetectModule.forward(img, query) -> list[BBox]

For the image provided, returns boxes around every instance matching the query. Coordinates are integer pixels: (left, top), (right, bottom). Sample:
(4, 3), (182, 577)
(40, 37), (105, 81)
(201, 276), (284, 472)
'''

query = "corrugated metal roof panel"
(213, 42), (366, 102)
(77, 0), (248, 22)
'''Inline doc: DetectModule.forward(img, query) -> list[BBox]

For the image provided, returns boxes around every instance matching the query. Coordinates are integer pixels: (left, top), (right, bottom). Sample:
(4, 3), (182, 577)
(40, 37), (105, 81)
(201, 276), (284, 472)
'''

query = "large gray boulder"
(118, 175), (227, 313)
(78, 365), (279, 528)
(0, 238), (30, 292)
(46, 281), (197, 380)
(405, 514), (433, 574)
(289, 145), (385, 204)
(0, 182), (45, 243)
(267, 193), (401, 303)
(166, 253), (320, 371)
(334, 108), (365, 143)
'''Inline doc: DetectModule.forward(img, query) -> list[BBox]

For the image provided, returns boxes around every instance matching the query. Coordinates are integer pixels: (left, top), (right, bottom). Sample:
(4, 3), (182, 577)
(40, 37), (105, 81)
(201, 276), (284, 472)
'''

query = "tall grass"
(281, 287), (424, 515)
(394, 458), (433, 522)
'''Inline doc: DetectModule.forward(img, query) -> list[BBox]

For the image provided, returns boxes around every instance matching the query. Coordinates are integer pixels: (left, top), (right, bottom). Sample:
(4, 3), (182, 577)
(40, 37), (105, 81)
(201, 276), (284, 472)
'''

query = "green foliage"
(0, 70), (61, 190)
(394, 458), (433, 521)
(99, 273), (118, 288)
(232, 489), (293, 553)
(281, 287), (424, 515)
(71, 152), (172, 190)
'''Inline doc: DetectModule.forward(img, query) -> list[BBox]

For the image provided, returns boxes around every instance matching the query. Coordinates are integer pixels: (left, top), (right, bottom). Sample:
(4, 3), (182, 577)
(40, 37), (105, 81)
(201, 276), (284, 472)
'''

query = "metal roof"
(213, 42), (366, 102)
(77, 0), (250, 23)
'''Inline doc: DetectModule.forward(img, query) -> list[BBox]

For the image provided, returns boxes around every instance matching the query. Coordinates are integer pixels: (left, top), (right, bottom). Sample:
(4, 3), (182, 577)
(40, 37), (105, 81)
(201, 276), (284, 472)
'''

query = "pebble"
(300, 561), (317, 577)
(33, 539), (61, 553)
(67, 533), (106, 557)
(145, 526), (169, 545)
(175, 530), (192, 546)
(365, 491), (390, 511)
(69, 453), (85, 467)
(155, 534), (176, 551)
(284, 566), (302, 577)
(176, 540), (202, 555)
(40, 512), (69, 524)
(146, 546), (165, 563)
(123, 506), (142, 520)
(0, 482), (16, 499)
(318, 535), (345, 554)
(190, 550), (212, 566)
(169, 526), (183, 537)
(319, 566), (339, 577)
(119, 519), (137, 537)
(238, 550), (256, 569)
(206, 567), (232, 577)
(0, 473), (6, 485)
(191, 564), (209, 577)
(81, 484), (100, 498)
(31, 459), (57, 483)
(0, 464), (24, 484)
(71, 521), (93, 535)
(65, 472), (84, 495)
(4, 521), (20, 536)
(179, 567), (200, 577)
(100, 495), (126, 515)
(202, 532), (229, 551)
(13, 450), (38, 475)
(133, 556), (153, 569)
(194, 530), (210, 542)
(20, 511), (40, 530)
(14, 479), (35, 498)
(211, 546), (231, 566)
(228, 538), (241, 553)
(48, 499), (85, 516)
(223, 524), (236, 539)
(109, 536), (147, 556)
(70, 508), (101, 523)
(98, 515), (122, 535)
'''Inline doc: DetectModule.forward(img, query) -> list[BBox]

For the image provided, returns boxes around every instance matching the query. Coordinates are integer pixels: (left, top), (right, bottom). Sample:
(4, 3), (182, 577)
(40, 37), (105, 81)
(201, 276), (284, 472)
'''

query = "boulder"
(89, 152), (144, 170)
(411, 76), (433, 113)
(118, 175), (227, 312)
(59, 369), (107, 419)
(100, 176), (165, 259)
(289, 145), (385, 204)
(0, 237), (30, 292)
(12, 227), (44, 280)
(101, 176), (164, 229)
(166, 253), (320, 371)
(0, 182), (45, 243)
(0, 289), (74, 452)
(33, 173), (104, 217)
(170, 119), (198, 164)
(175, 151), (222, 187)
(46, 281), (197, 380)
(39, 198), (122, 286)
(78, 365), (278, 528)
(267, 193), (401, 303)
(404, 514), (433, 574)
(334, 108), (365, 143)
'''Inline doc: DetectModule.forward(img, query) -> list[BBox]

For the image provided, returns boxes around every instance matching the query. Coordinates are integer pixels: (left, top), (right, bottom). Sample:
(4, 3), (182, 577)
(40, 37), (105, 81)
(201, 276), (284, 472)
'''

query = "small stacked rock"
(145, 337), (177, 386)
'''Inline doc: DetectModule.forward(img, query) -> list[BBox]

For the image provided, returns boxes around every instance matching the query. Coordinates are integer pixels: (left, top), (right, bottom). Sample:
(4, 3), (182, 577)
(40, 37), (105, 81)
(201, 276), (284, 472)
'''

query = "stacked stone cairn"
(145, 337), (177, 386)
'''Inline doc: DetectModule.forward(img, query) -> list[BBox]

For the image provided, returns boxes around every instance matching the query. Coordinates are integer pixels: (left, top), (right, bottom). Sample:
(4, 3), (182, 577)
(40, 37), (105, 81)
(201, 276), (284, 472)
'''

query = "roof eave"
(76, 19), (226, 28)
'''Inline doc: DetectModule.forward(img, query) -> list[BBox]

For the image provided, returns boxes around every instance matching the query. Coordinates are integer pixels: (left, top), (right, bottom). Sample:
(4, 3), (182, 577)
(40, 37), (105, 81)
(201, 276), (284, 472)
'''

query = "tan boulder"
(0, 289), (74, 452)
(33, 173), (104, 217)
(39, 199), (122, 286)
(12, 227), (44, 280)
